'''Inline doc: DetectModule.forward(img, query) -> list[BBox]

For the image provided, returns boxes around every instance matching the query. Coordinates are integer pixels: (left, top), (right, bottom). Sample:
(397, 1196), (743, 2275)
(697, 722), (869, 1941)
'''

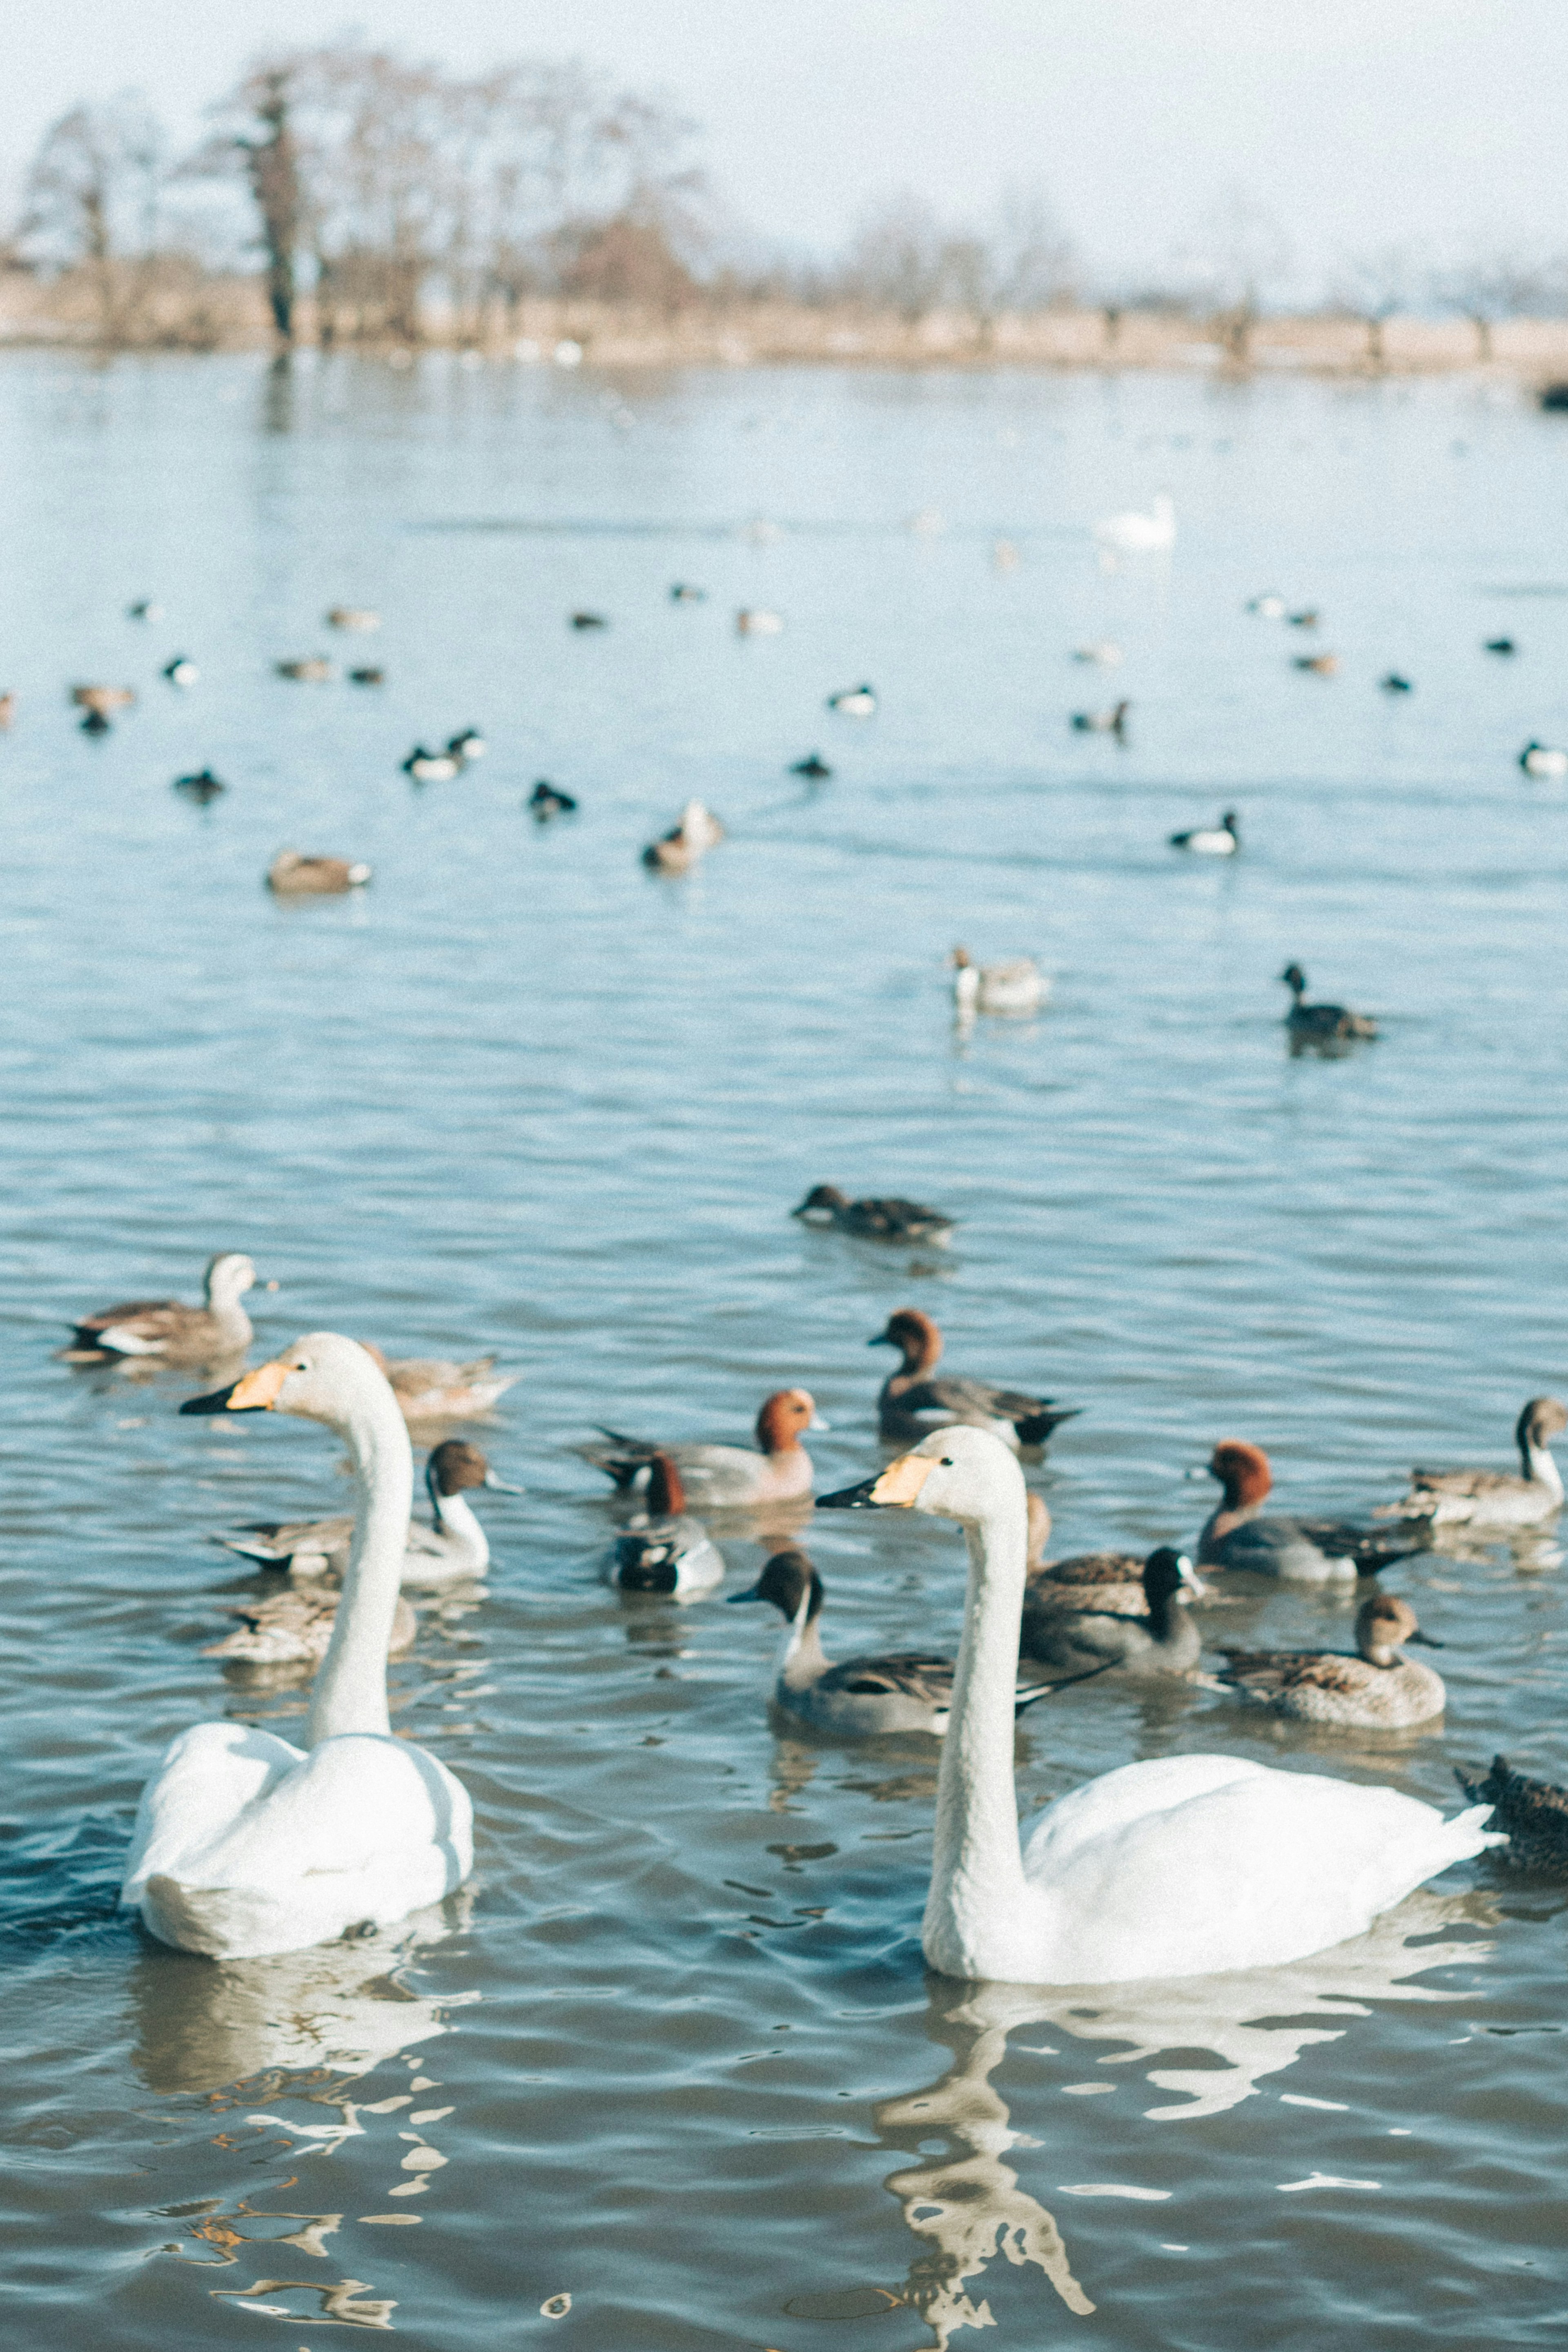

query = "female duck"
(1020, 1495), (1149, 1620)
(728, 1546), (1054, 1735)
(1019, 1547), (1204, 1678)
(949, 947), (1047, 1018)
(819, 1427), (1499, 1984)
(1377, 1398), (1567, 1530)
(604, 1454), (724, 1596)
(1198, 1440), (1423, 1580)
(871, 1308), (1078, 1450)
(793, 1185), (955, 1245)
(123, 1335), (472, 1958)
(215, 1439), (520, 1588)
(363, 1346), (520, 1424)
(65, 1252), (258, 1365)
(581, 1389), (824, 1506)
(1455, 1755), (1568, 1871)
(205, 1581), (419, 1671)
(1280, 964), (1377, 1042)
(1216, 1594), (1445, 1729)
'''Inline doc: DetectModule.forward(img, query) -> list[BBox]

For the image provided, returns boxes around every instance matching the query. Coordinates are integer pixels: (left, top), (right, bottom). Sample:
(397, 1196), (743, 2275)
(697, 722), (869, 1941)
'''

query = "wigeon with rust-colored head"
(869, 1308), (1079, 1453)
(580, 1387), (826, 1507)
(1197, 1438), (1424, 1583)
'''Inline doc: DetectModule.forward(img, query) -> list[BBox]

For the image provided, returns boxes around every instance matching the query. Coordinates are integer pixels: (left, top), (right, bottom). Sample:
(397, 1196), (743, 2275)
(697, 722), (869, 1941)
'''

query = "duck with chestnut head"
(1198, 1439), (1424, 1581)
(579, 1388), (825, 1506)
(871, 1309), (1079, 1452)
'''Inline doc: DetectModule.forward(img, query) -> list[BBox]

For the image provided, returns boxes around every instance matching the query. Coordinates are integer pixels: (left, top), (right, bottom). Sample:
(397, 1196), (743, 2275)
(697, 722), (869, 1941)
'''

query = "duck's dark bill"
(816, 1476), (884, 1510)
(180, 1381), (246, 1414)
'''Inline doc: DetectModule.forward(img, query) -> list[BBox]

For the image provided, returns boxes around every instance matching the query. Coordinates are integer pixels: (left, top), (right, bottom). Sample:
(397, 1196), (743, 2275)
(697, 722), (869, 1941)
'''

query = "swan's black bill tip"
(816, 1476), (883, 1510)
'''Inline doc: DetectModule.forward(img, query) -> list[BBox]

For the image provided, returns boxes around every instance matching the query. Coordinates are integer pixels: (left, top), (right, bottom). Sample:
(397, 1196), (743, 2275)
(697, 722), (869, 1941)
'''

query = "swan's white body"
(860, 1430), (1500, 1986)
(1093, 493), (1175, 553)
(122, 1336), (472, 1959)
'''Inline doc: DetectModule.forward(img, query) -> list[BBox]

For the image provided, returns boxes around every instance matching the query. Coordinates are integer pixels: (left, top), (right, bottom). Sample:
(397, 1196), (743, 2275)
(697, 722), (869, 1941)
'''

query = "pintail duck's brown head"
(1207, 1440), (1272, 1510)
(870, 1307), (942, 1375)
(756, 1389), (821, 1454)
(426, 1439), (523, 1508)
(727, 1547), (823, 1622)
(1518, 1397), (1568, 1461)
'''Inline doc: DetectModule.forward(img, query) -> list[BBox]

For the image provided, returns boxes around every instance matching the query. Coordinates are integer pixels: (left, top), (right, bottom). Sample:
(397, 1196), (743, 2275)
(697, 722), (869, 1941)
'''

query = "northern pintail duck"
(1071, 699), (1129, 736)
(581, 1389), (824, 1506)
(670, 583), (706, 602)
(871, 1309), (1078, 1451)
(1280, 964), (1377, 1042)
(162, 656), (198, 688)
(275, 658), (333, 682)
(363, 1347), (520, 1423)
(215, 1439), (521, 1588)
(1093, 493), (1175, 552)
(1294, 653), (1339, 675)
(603, 1454), (724, 1596)
(72, 684), (136, 716)
(791, 752), (832, 779)
(1216, 1594), (1446, 1729)
(1287, 608), (1320, 629)
(826, 682), (875, 714)
(1376, 1398), (1568, 1529)
(173, 768), (225, 803)
(949, 947), (1047, 1017)
(267, 851), (370, 895)
(1198, 1440), (1424, 1580)
(348, 666), (384, 685)
(127, 599), (163, 621)
(1020, 1495), (1149, 1621)
(326, 607), (381, 631)
(729, 1545), (1054, 1735)
(1454, 1755), (1566, 1871)
(403, 745), (462, 782)
(1018, 1548), (1204, 1678)
(571, 610), (608, 630)
(1519, 741), (1568, 778)
(793, 1185), (955, 1244)
(64, 1251), (258, 1365)
(205, 1583), (416, 1669)
(1170, 810), (1238, 853)
(817, 1426), (1500, 1985)
(643, 799), (724, 872)
(737, 608), (785, 636)
(529, 780), (578, 819)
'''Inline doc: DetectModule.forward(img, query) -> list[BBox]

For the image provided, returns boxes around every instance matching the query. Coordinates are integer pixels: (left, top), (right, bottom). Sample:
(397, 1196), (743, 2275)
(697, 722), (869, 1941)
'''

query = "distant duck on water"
(826, 682), (876, 715)
(1519, 741), (1568, 777)
(215, 1439), (521, 1589)
(275, 658), (333, 683)
(1198, 1440), (1425, 1581)
(1071, 699), (1128, 737)
(63, 1250), (259, 1365)
(1170, 810), (1238, 854)
(173, 768), (225, 804)
(448, 728), (486, 760)
(162, 656), (198, 688)
(580, 1389), (824, 1508)
(870, 1308), (1078, 1451)
(1093, 492), (1175, 553)
(603, 1454), (724, 1596)
(267, 851), (370, 895)
(643, 798), (724, 872)
(529, 780), (578, 819)
(1216, 1593), (1446, 1730)
(949, 946), (1046, 1017)
(1294, 653), (1339, 676)
(1280, 963), (1377, 1042)
(793, 1186), (954, 1245)
(737, 608), (784, 637)
(791, 753), (832, 779)
(403, 745), (462, 782)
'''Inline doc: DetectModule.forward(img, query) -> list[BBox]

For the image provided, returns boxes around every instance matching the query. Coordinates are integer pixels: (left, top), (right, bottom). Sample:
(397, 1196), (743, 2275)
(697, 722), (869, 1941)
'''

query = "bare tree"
(1335, 245), (1415, 368)
(23, 95), (164, 339)
(190, 64), (303, 341)
(1434, 251), (1542, 363)
(846, 191), (948, 328)
(1185, 187), (1290, 365)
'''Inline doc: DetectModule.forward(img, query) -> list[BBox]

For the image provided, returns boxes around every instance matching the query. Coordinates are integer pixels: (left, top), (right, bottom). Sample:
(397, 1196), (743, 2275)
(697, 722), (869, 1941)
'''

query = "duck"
(1287, 608), (1320, 630)
(1020, 1495), (1150, 1621)
(127, 599), (163, 621)
(1381, 673), (1413, 694)
(949, 947), (1047, 1017)
(0, 690), (15, 729)
(173, 768), (225, 804)
(570, 610), (608, 630)
(362, 1347), (520, 1423)
(1246, 593), (1286, 617)
(670, 583), (706, 603)
(528, 780), (578, 820)
(122, 1334), (474, 1958)
(1519, 741), (1568, 778)
(736, 608), (786, 637)
(1017, 1547), (1205, 1679)
(80, 708), (113, 735)
(348, 666), (385, 686)
(580, 1389), (824, 1507)
(63, 1251), (258, 1365)
(1071, 700), (1129, 736)
(205, 1581), (419, 1670)
(1198, 1440), (1425, 1580)
(870, 1309), (1078, 1451)
(72, 683), (136, 715)
(274, 658), (334, 683)
(1280, 964), (1377, 1041)
(791, 753), (833, 780)
(643, 798), (724, 872)
(603, 1454), (724, 1596)
(1375, 1398), (1568, 1530)
(1294, 653), (1339, 676)
(816, 1426), (1501, 1983)
(1215, 1594), (1445, 1729)
(215, 1439), (522, 1588)
(162, 656), (199, 688)
(326, 607), (381, 631)
(1169, 811), (1239, 855)
(728, 1545), (1056, 1735)
(448, 728), (486, 761)
(1484, 637), (1517, 656)
(1092, 493), (1175, 553)
(793, 1186), (955, 1245)
(402, 745), (462, 782)
(826, 682), (876, 715)
(267, 851), (371, 895)
(1071, 641), (1122, 666)
(1454, 1755), (1568, 1872)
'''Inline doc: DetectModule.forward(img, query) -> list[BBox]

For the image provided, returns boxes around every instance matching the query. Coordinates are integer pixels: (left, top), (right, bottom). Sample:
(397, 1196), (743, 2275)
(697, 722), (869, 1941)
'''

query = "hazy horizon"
(4, 0), (1562, 298)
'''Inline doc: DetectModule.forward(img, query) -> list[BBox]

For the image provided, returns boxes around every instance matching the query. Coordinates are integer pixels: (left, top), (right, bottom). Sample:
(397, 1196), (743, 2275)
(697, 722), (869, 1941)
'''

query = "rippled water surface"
(4, 354), (1568, 2347)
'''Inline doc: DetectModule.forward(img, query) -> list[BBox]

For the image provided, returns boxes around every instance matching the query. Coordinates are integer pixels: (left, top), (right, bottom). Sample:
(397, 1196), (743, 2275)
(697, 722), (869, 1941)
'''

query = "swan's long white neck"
(923, 1487), (1034, 1978)
(307, 1381), (412, 1746)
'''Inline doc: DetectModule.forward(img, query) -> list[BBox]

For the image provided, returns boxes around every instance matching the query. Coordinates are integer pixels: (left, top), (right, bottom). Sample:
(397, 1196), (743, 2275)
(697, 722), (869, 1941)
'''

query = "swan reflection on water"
(874, 1888), (1494, 2346)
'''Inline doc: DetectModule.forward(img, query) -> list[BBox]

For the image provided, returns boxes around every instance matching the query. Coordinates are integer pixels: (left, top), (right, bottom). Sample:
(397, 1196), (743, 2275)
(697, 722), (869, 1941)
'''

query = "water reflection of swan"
(875, 1888), (1492, 2345)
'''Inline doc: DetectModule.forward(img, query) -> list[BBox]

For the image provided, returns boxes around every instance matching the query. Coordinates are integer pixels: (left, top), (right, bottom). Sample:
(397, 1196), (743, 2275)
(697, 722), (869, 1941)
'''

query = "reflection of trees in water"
(874, 1889), (1493, 2345)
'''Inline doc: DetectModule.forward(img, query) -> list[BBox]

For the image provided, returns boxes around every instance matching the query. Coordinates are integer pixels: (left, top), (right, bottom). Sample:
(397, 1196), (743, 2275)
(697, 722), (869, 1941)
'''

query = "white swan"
(819, 1427), (1501, 1984)
(1092, 492), (1175, 553)
(122, 1334), (473, 1959)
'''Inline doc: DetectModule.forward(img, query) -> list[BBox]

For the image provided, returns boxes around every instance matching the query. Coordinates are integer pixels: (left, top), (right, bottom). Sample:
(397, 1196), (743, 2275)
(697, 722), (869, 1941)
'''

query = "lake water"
(3, 351), (1567, 2348)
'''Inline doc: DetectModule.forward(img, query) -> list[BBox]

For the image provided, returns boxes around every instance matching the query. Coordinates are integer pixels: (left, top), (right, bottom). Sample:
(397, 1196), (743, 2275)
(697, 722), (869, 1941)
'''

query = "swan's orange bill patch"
(870, 1454), (935, 1506)
(225, 1359), (290, 1410)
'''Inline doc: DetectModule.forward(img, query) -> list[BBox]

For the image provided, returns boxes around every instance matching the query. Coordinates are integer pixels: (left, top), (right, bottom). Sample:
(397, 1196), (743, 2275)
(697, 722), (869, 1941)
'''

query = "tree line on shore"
(2, 40), (1560, 362)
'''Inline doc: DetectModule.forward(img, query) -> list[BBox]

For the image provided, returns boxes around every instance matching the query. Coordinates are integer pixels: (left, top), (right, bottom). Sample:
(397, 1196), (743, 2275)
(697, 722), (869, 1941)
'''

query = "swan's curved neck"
(307, 1384), (413, 1746)
(923, 1492), (1033, 1976)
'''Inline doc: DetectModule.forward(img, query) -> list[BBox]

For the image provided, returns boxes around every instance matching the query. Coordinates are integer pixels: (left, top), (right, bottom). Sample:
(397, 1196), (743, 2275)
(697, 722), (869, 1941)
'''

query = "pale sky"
(4, 0), (1563, 294)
